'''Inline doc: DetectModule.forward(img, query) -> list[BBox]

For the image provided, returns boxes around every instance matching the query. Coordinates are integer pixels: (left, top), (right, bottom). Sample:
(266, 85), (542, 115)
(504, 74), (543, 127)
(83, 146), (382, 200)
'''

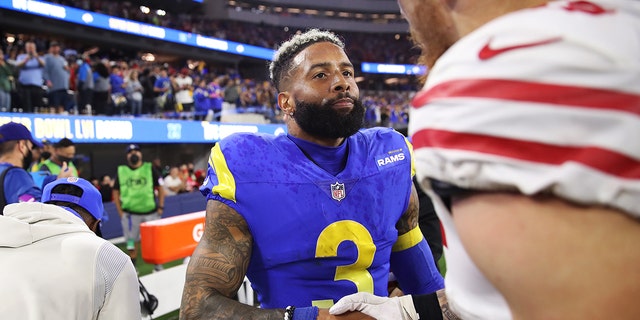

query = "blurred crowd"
(0, 34), (413, 129)
(49, 0), (419, 65)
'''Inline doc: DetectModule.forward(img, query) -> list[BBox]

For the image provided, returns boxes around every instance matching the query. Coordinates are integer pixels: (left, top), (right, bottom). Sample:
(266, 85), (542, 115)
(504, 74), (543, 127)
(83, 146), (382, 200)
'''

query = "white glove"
(329, 292), (419, 320)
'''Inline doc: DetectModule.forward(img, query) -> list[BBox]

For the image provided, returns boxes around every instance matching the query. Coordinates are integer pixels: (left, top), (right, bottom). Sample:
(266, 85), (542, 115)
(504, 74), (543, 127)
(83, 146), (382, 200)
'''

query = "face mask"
(22, 149), (33, 170)
(129, 154), (140, 164)
(41, 151), (51, 160)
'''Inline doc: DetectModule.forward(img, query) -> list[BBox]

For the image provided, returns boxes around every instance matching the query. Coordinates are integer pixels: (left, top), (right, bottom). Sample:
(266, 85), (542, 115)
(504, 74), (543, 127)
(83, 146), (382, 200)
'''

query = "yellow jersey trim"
(392, 226), (423, 252)
(403, 137), (415, 177)
(208, 144), (237, 203)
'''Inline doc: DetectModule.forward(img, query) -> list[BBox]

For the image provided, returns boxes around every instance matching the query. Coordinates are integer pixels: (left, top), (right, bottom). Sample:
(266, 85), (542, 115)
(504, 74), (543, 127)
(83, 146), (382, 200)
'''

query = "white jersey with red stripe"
(409, 0), (640, 319)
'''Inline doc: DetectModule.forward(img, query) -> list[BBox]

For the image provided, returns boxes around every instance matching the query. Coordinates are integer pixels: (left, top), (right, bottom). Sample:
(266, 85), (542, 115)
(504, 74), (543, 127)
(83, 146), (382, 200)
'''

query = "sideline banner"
(0, 113), (287, 143)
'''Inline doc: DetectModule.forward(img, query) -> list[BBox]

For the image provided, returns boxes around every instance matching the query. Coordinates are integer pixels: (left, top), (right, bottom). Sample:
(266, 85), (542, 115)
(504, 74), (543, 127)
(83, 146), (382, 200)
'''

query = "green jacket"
(117, 162), (157, 214)
(0, 63), (13, 93)
(40, 159), (78, 177)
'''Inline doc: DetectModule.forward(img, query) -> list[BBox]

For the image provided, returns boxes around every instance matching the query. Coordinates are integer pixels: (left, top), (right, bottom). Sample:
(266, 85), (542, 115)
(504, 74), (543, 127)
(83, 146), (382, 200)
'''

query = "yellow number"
(313, 221), (376, 307)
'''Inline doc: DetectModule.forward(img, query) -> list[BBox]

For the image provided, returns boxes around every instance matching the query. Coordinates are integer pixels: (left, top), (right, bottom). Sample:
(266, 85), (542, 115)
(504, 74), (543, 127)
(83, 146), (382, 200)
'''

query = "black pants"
(77, 85), (93, 114)
(18, 84), (43, 113)
(93, 91), (109, 115)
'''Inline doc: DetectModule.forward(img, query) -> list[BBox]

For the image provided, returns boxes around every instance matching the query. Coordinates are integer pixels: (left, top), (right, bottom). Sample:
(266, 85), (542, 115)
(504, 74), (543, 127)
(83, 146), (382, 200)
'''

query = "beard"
(407, 6), (459, 86)
(22, 149), (33, 170)
(293, 94), (365, 139)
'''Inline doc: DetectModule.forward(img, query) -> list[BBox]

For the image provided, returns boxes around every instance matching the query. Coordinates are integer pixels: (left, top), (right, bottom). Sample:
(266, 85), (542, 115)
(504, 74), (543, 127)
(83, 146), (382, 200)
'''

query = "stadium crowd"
(0, 33), (413, 129)
(49, 0), (418, 65)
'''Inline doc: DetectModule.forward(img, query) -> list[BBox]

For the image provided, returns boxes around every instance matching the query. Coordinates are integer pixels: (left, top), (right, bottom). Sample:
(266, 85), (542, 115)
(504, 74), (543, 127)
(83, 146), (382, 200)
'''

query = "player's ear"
(278, 92), (293, 115)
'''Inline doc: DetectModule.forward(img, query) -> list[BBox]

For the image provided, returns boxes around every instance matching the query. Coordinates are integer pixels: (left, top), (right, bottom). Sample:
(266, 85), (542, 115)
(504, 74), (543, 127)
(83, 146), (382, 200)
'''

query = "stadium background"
(0, 1), (436, 319)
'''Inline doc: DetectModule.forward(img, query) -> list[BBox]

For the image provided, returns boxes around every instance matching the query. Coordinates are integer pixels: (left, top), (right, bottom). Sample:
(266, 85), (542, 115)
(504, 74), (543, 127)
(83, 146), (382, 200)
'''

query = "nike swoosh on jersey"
(478, 37), (562, 60)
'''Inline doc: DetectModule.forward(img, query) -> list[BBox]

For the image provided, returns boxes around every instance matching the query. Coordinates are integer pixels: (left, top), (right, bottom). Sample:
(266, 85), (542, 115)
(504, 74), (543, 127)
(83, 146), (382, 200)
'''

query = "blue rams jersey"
(200, 127), (414, 308)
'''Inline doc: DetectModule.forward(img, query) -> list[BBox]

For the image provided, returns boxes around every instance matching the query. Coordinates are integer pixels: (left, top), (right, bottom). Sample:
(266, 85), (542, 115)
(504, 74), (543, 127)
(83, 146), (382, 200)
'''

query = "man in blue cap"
(0, 177), (140, 319)
(0, 122), (73, 212)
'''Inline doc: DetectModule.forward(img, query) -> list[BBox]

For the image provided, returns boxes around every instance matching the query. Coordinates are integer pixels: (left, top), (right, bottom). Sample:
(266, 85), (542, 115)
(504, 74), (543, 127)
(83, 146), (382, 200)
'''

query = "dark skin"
(180, 42), (420, 320)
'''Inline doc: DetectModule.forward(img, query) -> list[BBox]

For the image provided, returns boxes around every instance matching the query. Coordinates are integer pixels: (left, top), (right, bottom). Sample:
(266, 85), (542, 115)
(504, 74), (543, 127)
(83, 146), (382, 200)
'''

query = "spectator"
(75, 49), (96, 114)
(151, 157), (166, 178)
(125, 69), (144, 116)
(208, 76), (224, 121)
(16, 41), (45, 113)
(39, 138), (78, 177)
(92, 61), (110, 115)
(109, 64), (126, 115)
(43, 41), (71, 114)
(0, 177), (140, 319)
(193, 78), (212, 120)
(139, 66), (159, 115)
(0, 48), (14, 111)
(99, 174), (114, 203)
(179, 163), (197, 192)
(162, 166), (184, 196)
(222, 76), (240, 116)
(174, 67), (194, 114)
(153, 68), (172, 114)
(113, 144), (165, 270)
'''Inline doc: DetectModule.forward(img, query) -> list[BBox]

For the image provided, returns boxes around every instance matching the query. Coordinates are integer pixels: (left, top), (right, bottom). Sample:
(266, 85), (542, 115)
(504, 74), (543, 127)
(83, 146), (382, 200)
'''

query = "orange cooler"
(140, 211), (206, 264)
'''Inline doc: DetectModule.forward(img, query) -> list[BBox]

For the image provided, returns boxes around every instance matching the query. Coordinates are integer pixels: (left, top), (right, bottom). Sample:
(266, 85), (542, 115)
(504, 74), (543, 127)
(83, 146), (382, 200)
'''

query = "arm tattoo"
(437, 289), (462, 320)
(180, 200), (284, 320)
(396, 184), (420, 234)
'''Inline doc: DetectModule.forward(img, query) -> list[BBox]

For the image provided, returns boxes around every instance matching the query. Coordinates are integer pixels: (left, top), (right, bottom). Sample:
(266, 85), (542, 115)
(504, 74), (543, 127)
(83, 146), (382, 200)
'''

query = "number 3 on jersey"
(314, 220), (376, 307)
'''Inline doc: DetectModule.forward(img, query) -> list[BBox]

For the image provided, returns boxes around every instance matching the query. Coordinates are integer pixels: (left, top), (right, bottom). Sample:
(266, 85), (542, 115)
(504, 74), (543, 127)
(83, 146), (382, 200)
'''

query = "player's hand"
(56, 162), (74, 179)
(318, 308), (374, 320)
(330, 292), (419, 320)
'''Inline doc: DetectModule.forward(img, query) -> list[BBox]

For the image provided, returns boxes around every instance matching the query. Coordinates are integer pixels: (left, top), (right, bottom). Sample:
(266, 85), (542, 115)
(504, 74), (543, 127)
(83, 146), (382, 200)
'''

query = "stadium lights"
(140, 6), (150, 14)
(384, 78), (399, 85)
(141, 53), (155, 62)
(156, 9), (166, 16)
(6, 35), (15, 43)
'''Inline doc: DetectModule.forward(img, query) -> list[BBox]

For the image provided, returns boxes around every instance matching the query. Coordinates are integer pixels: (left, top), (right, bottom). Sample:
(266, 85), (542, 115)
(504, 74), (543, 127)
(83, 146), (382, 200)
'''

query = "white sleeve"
(409, 0), (640, 218)
(95, 243), (141, 320)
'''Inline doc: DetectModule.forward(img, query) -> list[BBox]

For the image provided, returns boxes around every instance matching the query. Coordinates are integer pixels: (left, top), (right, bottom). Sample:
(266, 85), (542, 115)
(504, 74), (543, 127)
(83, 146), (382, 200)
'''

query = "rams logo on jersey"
(376, 148), (407, 169)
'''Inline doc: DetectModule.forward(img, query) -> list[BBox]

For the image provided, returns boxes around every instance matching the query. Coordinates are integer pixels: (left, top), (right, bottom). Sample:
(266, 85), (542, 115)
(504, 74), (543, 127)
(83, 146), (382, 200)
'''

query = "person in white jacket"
(0, 177), (140, 320)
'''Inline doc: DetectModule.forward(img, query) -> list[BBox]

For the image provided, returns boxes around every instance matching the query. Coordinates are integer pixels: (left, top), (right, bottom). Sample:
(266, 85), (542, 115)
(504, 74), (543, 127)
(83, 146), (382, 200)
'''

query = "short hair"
(54, 138), (74, 149)
(0, 141), (18, 157)
(269, 29), (345, 91)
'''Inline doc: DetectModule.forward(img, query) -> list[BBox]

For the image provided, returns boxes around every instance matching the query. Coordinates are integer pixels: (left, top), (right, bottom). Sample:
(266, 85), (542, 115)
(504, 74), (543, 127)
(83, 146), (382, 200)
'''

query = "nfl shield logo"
(331, 182), (345, 201)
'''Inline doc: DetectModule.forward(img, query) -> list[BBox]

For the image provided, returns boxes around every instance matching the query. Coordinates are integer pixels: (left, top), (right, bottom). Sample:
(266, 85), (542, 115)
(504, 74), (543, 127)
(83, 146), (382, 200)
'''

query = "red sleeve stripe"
(412, 128), (640, 179)
(412, 79), (640, 117)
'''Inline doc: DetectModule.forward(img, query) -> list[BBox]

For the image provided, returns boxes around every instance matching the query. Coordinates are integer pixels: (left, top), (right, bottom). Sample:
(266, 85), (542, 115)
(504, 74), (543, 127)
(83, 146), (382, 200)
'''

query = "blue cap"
(126, 143), (141, 153)
(42, 177), (104, 221)
(0, 122), (43, 148)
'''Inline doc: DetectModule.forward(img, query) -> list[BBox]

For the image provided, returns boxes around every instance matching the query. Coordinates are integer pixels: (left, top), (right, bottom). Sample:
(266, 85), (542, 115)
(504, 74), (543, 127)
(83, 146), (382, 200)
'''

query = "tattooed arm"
(396, 184), (421, 235)
(390, 184), (445, 294)
(180, 200), (284, 320)
(180, 200), (376, 320)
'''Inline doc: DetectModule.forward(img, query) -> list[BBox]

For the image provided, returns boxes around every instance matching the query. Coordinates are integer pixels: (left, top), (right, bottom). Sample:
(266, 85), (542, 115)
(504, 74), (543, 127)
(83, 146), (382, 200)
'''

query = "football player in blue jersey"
(180, 29), (444, 320)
